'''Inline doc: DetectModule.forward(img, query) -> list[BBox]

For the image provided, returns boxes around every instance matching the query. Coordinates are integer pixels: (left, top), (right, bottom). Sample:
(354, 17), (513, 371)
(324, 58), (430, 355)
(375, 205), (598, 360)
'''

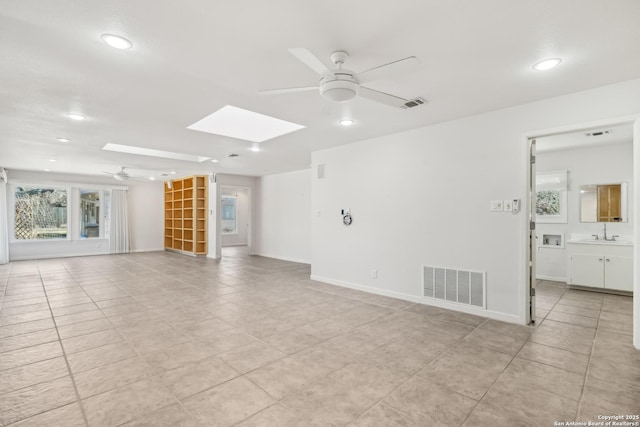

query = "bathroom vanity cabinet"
(567, 242), (633, 292)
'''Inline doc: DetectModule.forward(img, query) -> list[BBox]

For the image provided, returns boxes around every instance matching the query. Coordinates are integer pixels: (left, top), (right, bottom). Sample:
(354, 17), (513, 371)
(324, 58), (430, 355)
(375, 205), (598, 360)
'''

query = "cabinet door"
(568, 254), (604, 288)
(604, 256), (633, 292)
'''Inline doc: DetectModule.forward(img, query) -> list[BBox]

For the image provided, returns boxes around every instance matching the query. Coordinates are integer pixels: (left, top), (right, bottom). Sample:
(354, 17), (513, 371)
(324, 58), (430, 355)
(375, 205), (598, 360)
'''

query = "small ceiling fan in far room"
(102, 166), (159, 182)
(259, 48), (424, 108)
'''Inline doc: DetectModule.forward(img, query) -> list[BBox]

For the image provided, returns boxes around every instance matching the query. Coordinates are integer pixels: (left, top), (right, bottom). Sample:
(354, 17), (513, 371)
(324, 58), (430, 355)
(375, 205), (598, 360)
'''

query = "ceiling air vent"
(585, 130), (611, 137)
(401, 97), (427, 109)
(226, 153), (239, 158)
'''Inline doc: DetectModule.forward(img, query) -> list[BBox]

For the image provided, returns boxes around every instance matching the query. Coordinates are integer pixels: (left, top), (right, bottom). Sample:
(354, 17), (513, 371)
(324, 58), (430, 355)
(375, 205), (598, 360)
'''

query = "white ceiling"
(1, 1), (640, 180)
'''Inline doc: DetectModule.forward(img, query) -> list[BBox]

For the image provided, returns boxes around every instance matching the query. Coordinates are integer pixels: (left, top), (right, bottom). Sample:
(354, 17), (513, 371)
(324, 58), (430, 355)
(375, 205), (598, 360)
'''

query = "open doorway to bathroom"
(525, 118), (637, 343)
(220, 185), (252, 258)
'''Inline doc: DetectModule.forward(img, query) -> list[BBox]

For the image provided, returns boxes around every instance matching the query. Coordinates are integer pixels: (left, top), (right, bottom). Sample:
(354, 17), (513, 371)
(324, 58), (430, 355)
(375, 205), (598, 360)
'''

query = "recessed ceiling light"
(211, 159), (220, 163)
(149, 177), (155, 181)
(43, 169), (50, 172)
(56, 137), (71, 143)
(532, 58), (562, 71)
(187, 105), (305, 142)
(170, 171), (177, 174)
(339, 119), (354, 126)
(67, 113), (86, 121)
(250, 143), (261, 152)
(100, 33), (133, 50)
(48, 159), (56, 162)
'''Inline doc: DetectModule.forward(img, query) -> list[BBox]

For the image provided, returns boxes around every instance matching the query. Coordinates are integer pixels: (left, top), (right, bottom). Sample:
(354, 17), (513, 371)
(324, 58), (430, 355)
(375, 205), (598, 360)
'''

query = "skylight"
(187, 105), (305, 143)
(102, 143), (210, 162)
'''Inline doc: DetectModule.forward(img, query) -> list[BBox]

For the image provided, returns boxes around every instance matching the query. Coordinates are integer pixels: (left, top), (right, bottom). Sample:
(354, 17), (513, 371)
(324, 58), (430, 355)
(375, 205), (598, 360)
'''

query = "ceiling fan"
(103, 166), (151, 181)
(259, 48), (420, 108)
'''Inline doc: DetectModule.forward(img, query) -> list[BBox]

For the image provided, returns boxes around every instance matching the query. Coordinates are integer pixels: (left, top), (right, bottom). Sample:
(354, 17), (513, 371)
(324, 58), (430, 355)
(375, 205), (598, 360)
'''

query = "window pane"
(536, 190), (560, 216)
(15, 187), (68, 239)
(80, 190), (100, 238)
(104, 190), (111, 238)
(221, 197), (236, 234)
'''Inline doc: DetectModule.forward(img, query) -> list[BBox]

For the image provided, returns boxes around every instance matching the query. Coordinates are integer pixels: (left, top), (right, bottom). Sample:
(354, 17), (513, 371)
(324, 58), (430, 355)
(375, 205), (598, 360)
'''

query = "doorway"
(524, 118), (638, 334)
(219, 185), (252, 257)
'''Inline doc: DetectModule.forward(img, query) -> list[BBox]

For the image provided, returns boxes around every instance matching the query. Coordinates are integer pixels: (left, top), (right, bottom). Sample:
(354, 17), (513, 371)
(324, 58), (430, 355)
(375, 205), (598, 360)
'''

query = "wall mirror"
(579, 183), (628, 222)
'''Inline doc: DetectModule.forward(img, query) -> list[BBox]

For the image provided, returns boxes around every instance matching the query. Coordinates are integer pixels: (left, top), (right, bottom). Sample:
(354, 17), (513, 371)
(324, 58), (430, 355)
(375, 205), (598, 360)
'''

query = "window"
(536, 170), (568, 224)
(536, 190), (561, 216)
(221, 197), (237, 234)
(80, 190), (100, 238)
(14, 187), (68, 239)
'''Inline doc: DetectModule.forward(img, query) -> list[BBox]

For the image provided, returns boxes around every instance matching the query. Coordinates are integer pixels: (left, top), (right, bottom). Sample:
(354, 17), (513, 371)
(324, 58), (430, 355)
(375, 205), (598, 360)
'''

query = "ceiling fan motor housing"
(319, 71), (359, 102)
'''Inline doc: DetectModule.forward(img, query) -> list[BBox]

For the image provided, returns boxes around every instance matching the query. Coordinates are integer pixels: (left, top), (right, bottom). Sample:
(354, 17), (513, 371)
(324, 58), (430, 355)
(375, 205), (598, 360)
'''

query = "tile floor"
(0, 249), (637, 426)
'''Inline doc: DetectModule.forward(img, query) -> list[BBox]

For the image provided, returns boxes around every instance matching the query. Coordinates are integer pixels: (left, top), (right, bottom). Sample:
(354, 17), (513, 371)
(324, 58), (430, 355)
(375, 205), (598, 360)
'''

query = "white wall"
(536, 142), (633, 281)
(7, 170), (163, 260)
(221, 188), (249, 247)
(311, 78), (640, 325)
(254, 169), (311, 264)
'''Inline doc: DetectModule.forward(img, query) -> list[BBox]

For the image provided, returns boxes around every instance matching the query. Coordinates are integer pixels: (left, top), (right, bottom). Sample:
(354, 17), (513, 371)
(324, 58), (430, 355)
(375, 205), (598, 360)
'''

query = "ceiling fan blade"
(259, 86), (318, 95)
(359, 87), (408, 108)
(357, 56), (420, 84)
(288, 48), (334, 76)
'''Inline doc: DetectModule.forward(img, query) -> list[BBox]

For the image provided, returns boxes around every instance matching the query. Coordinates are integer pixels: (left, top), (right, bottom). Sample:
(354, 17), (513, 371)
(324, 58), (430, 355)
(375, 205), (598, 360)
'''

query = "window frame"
(535, 170), (568, 224)
(79, 188), (104, 239)
(11, 184), (71, 242)
(9, 182), (125, 244)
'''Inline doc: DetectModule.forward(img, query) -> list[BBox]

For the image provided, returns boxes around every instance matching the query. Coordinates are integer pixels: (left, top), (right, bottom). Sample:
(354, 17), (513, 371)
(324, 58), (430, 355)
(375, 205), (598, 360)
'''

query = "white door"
(569, 254), (604, 288)
(604, 256), (633, 291)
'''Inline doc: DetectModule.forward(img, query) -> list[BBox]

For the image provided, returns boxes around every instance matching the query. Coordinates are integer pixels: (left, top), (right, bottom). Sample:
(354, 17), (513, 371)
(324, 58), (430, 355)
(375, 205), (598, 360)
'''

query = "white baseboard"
(254, 252), (311, 265)
(132, 248), (164, 253)
(310, 274), (523, 325)
(10, 248), (165, 261)
(10, 251), (109, 261)
(535, 275), (567, 283)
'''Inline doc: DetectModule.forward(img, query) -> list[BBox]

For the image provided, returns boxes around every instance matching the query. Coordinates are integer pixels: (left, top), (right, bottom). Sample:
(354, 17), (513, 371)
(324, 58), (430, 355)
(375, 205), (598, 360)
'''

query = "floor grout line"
(1, 260), (635, 426)
(22, 261), (92, 427)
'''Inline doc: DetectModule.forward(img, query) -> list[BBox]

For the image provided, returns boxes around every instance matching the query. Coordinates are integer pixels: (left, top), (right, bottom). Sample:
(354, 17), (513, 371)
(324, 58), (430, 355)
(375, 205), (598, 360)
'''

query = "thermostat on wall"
(341, 209), (352, 226)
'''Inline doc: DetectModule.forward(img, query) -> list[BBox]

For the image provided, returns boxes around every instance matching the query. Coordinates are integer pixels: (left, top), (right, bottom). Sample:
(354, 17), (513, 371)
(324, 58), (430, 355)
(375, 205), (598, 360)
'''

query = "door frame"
(217, 184), (253, 256)
(219, 185), (252, 251)
(520, 114), (639, 329)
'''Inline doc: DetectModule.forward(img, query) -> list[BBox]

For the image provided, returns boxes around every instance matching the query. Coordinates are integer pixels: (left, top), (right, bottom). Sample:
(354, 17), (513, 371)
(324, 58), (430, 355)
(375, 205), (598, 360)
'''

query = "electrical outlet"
(371, 269), (377, 279)
(490, 200), (503, 212)
(503, 200), (513, 212)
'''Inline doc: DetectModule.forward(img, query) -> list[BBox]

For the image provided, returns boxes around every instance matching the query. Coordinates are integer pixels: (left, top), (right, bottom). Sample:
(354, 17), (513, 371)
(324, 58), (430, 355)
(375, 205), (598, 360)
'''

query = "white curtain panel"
(109, 189), (130, 254)
(0, 177), (9, 264)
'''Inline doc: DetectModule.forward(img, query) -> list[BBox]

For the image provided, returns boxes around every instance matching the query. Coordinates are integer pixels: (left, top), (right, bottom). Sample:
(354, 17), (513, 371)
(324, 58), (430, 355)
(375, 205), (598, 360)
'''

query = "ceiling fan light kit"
(319, 75), (359, 102)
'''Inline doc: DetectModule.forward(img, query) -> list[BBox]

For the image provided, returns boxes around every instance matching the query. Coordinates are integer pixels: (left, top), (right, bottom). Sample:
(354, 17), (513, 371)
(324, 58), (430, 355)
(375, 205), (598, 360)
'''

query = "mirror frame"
(579, 182), (628, 223)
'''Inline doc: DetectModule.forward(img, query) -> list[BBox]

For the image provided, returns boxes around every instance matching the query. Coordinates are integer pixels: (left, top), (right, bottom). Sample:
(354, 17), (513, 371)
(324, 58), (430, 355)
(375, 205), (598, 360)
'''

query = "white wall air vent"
(423, 265), (486, 309)
(401, 97), (427, 109)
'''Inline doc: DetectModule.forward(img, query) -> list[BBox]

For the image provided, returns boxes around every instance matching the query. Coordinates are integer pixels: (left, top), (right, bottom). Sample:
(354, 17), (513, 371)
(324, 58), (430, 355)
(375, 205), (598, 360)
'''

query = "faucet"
(602, 223), (619, 241)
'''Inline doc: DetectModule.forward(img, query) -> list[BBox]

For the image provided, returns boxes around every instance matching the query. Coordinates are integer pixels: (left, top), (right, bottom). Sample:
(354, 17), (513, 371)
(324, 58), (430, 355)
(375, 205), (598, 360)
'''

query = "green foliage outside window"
(536, 190), (560, 216)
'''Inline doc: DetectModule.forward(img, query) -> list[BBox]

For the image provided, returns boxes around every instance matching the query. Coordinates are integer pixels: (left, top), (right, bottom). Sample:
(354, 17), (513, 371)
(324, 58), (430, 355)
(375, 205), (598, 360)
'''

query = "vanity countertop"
(566, 239), (633, 246)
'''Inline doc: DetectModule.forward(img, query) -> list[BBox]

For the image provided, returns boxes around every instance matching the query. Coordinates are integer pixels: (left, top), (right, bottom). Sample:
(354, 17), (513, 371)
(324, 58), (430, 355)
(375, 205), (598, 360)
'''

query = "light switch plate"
(490, 200), (503, 212)
(503, 200), (513, 212)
